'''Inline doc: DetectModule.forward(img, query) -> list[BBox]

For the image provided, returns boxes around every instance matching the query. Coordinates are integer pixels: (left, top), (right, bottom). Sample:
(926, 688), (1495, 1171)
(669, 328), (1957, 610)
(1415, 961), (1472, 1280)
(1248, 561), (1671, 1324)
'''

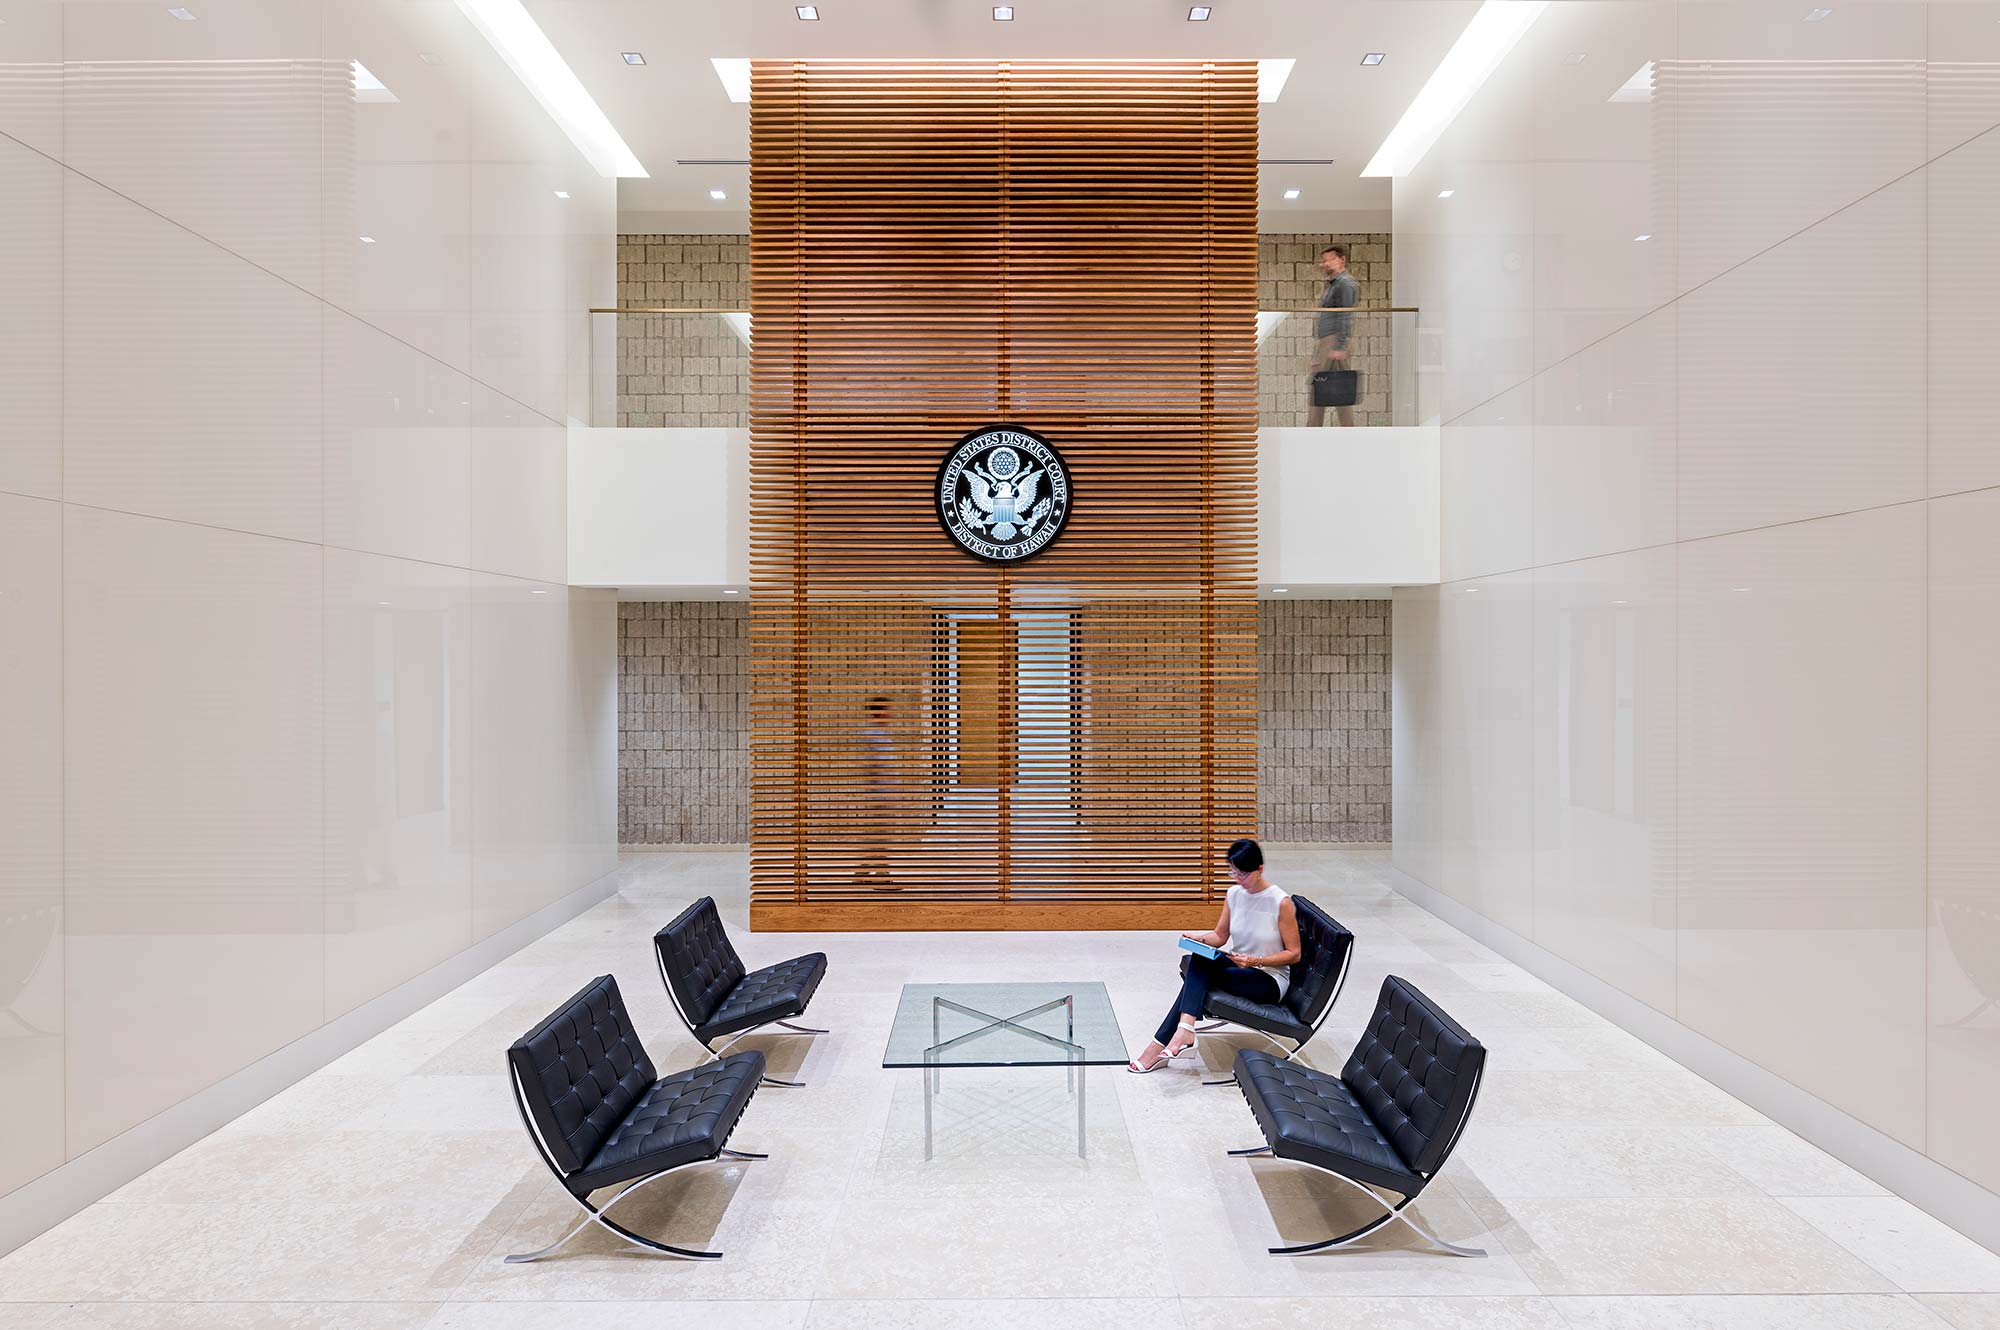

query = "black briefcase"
(1310, 368), (1359, 408)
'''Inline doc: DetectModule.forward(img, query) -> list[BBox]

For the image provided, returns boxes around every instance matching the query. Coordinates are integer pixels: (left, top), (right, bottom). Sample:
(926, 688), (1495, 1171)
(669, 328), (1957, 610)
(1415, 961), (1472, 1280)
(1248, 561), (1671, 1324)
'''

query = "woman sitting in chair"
(1129, 838), (1300, 1073)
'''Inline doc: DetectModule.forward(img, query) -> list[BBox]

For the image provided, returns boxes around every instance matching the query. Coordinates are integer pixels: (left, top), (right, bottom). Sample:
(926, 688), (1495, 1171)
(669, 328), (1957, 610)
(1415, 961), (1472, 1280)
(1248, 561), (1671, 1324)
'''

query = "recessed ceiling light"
(167, 5), (195, 18)
(1633, 232), (1651, 241)
(418, 52), (442, 66)
(1272, 588), (1289, 594)
(1362, 0), (1550, 177)
(1732, 586), (1753, 593)
(796, 4), (819, 18)
(1438, 188), (1455, 197)
(993, 5), (1014, 18)
(1257, 58), (1295, 102)
(352, 60), (398, 103)
(724, 589), (740, 595)
(1189, 6), (1212, 19)
(530, 588), (549, 595)
(1610, 61), (1654, 102)
(554, 190), (570, 199)
(621, 51), (646, 65)
(1804, 7), (1832, 19)
(1563, 51), (1587, 64)
(358, 235), (376, 243)
(709, 188), (727, 200)
(1361, 52), (1386, 66)
(1282, 188), (1301, 200)
(711, 57), (751, 103)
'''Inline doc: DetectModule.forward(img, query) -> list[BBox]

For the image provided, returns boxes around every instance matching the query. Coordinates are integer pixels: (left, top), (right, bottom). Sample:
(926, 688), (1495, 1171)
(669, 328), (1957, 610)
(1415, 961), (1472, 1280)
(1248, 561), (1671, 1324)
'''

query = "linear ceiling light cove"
(1361, 0), (1548, 177)
(711, 57), (751, 103)
(1256, 58), (1295, 102)
(453, 0), (647, 177)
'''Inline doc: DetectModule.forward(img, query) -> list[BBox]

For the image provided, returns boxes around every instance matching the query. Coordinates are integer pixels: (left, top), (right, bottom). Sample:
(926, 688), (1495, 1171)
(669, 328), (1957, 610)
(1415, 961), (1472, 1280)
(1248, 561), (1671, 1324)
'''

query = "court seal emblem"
(935, 425), (1073, 563)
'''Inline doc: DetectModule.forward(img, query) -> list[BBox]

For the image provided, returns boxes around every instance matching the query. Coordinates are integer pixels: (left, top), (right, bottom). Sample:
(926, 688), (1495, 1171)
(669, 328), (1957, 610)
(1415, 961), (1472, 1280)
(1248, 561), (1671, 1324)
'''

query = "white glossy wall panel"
(61, 0), (324, 294)
(321, 0), (475, 377)
(1676, 175), (1924, 542)
(1929, 132), (2000, 498)
(567, 590), (619, 889)
(322, 308), (473, 568)
(0, 3), (62, 157)
(1927, 489), (2000, 1194)
(471, 386), (566, 583)
(467, 62), (574, 425)
(1529, 1), (1679, 373)
(63, 173), (323, 544)
(1, 0), (617, 1242)
(1441, 383), (1534, 581)
(1674, 0), (1927, 294)
(0, 135), (62, 501)
(1439, 571), (1535, 935)
(322, 549), (473, 1020)
(1395, 0), (2000, 1241)
(1927, 4), (2000, 156)
(1392, 586), (1445, 890)
(1532, 546), (1677, 1016)
(1533, 308), (1676, 567)
(1675, 505), (1925, 1146)
(0, 495), (64, 1199)
(63, 506), (324, 1154)
(470, 575), (570, 941)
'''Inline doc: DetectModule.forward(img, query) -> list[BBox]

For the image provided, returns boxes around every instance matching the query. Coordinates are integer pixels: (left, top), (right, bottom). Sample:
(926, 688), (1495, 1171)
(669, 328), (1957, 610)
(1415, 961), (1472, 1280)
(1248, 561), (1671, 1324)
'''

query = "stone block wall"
(1257, 233), (1396, 427)
(1257, 598), (1392, 842)
(613, 231), (1393, 429)
(617, 598), (1391, 845)
(615, 235), (751, 427)
(618, 601), (750, 843)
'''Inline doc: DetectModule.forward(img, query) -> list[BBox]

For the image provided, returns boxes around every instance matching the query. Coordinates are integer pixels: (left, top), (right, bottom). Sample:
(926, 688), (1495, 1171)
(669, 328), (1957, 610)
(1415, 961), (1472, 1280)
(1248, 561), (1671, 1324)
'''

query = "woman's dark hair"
(1226, 838), (1264, 873)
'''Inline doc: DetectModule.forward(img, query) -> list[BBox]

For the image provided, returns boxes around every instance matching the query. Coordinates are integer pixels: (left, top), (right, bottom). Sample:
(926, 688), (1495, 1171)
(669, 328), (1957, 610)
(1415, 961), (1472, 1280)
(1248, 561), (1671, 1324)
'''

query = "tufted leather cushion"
(694, 952), (828, 1043)
(508, 975), (659, 1175)
(1283, 896), (1354, 1025)
(567, 1051), (765, 1193)
(1206, 990), (1313, 1043)
(1234, 1049), (1423, 1193)
(655, 898), (747, 1028)
(1341, 976), (1485, 1176)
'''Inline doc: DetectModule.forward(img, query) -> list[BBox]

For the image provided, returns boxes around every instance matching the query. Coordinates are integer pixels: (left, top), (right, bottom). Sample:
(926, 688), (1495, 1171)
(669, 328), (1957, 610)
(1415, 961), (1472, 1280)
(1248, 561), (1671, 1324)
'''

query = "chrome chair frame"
(504, 1059), (767, 1263)
(654, 944), (828, 1088)
(1229, 1061), (1485, 1258)
(1196, 939), (1354, 1086)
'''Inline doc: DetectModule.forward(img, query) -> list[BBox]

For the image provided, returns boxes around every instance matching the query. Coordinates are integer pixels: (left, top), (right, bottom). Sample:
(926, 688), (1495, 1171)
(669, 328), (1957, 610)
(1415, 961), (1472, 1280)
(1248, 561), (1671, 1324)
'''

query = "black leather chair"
(655, 896), (829, 1087)
(505, 973), (767, 1262)
(1192, 893), (1354, 1085)
(1229, 975), (1486, 1257)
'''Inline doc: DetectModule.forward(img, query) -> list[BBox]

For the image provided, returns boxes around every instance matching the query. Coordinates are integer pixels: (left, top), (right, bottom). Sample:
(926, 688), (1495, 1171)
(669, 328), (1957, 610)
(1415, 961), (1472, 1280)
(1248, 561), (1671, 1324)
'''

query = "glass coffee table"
(883, 982), (1129, 1160)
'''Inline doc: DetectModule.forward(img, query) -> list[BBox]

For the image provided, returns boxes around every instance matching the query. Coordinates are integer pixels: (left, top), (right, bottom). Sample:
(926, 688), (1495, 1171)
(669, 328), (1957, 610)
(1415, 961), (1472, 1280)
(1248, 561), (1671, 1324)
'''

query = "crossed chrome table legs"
(922, 993), (1086, 1162)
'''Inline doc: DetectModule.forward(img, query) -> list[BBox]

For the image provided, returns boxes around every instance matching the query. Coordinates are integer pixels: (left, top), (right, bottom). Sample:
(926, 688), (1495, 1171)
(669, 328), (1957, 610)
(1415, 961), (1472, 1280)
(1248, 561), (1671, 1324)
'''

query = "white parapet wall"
(1258, 425), (1440, 589)
(569, 424), (1440, 592)
(568, 426), (750, 592)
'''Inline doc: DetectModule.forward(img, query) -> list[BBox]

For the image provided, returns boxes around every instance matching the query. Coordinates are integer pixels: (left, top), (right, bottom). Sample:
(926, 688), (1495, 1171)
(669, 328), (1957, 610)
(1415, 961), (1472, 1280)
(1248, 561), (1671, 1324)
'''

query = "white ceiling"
(523, 0), (1479, 230)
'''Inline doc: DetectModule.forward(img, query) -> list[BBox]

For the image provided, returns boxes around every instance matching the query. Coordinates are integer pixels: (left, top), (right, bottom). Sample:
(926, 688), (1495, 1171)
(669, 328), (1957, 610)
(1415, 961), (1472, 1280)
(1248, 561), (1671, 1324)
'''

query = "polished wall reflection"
(1392, 0), (2000, 1196)
(0, 0), (616, 1205)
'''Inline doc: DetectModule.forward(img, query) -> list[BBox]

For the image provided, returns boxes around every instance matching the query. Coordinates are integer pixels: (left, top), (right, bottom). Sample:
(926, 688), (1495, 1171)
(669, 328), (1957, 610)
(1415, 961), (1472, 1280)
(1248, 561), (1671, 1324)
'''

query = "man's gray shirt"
(1315, 270), (1359, 343)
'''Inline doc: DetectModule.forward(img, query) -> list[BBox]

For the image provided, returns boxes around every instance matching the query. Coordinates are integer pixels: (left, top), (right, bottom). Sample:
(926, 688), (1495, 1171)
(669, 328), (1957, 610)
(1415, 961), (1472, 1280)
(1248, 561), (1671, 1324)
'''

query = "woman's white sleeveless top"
(1226, 882), (1290, 1000)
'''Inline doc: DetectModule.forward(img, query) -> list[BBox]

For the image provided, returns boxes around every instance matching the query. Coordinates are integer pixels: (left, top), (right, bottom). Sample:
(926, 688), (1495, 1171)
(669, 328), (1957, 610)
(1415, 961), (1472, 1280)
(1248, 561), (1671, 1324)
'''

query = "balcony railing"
(587, 306), (1426, 429)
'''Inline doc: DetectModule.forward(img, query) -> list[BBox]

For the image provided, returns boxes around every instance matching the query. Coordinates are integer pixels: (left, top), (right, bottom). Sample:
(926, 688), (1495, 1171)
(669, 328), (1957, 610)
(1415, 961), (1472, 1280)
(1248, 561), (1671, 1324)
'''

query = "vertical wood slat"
(749, 60), (1259, 931)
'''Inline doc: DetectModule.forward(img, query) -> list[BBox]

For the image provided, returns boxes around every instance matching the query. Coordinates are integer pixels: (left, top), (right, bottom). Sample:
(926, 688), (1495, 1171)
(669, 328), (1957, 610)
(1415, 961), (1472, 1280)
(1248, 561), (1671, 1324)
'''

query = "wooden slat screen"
(748, 60), (1258, 931)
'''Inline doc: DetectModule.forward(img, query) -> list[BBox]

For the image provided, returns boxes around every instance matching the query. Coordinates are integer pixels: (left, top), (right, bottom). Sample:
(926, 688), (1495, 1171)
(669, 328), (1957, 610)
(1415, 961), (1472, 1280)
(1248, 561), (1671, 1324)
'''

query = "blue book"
(1178, 936), (1224, 961)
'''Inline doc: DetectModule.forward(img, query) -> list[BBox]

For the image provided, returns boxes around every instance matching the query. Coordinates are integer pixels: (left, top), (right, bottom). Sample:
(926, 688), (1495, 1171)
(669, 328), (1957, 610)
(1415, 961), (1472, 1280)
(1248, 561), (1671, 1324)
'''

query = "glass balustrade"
(587, 306), (1425, 429)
